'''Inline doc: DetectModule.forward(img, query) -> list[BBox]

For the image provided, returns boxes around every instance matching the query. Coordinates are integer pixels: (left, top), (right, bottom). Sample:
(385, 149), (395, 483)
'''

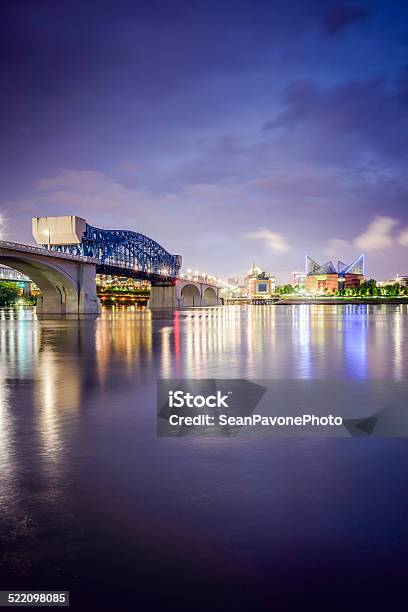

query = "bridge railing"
(179, 270), (227, 288)
(0, 240), (99, 264)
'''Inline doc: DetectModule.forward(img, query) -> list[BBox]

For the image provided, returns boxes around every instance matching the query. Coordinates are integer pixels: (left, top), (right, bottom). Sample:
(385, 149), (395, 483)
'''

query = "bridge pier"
(35, 262), (101, 314)
(148, 284), (179, 308)
(78, 263), (101, 314)
(26, 261), (101, 315)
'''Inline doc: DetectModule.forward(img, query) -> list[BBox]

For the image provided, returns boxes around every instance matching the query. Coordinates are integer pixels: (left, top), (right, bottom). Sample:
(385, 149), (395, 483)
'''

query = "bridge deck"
(0, 240), (100, 264)
(0, 241), (221, 288)
(0, 240), (178, 282)
(96, 263), (176, 284)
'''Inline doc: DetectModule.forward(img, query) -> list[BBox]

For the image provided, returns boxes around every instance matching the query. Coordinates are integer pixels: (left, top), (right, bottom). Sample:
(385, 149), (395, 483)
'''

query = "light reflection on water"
(0, 303), (407, 476)
(0, 303), (407, 605)
(0, 303), (407, 459)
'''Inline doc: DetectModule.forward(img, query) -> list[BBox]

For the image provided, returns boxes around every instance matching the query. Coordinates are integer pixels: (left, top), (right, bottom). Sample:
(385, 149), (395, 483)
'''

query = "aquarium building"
(305, 255), (365, 293)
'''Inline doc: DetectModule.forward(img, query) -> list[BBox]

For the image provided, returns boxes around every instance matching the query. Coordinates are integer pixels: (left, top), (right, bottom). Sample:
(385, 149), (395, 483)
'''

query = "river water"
(1, 304), (408, 610)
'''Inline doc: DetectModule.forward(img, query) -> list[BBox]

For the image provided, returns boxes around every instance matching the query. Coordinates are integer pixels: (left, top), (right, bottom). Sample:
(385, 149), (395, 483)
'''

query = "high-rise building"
(305, 255), (365, 293)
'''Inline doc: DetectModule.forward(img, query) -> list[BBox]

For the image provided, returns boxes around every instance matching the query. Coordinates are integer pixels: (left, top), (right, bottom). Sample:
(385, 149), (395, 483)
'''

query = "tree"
(276, 284), (294, 295)
(0, 282), (21, 306)
(376, 282), (406, 297)
(356, 279), (376, 296)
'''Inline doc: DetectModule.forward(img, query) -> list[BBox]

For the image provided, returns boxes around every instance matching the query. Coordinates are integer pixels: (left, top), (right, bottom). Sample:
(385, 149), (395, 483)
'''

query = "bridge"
(0, 264), (31, 283)
(0, 215), (221, 313)
(0, 240), (101, 313)
(0, 263), (32, 296)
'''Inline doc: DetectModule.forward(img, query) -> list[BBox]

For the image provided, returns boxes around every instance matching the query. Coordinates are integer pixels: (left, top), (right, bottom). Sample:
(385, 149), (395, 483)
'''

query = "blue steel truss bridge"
(33, 216), (182, 284)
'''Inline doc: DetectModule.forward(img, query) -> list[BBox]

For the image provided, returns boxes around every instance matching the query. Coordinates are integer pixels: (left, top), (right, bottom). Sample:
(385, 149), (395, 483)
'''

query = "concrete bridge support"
(0, 242), (101, 315)
(148, 284), (178, 308)
(148, 280), (221, 309)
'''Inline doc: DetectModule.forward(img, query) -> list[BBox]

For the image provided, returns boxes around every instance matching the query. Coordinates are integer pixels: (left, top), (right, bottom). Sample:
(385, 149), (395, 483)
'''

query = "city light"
(180, 267), (229, 287)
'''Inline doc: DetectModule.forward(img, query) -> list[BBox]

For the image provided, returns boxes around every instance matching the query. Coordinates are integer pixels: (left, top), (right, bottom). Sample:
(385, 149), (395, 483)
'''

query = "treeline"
(276, 279), (408, 297)
(335, 279), (408, 297)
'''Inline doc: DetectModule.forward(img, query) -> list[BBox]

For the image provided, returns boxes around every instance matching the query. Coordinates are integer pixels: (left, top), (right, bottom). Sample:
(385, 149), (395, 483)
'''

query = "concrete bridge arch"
(0, 242), (100, 314)
(180, 283), (201, 307)
(202, 286), (218, 306)
(148, 278), (221, 308)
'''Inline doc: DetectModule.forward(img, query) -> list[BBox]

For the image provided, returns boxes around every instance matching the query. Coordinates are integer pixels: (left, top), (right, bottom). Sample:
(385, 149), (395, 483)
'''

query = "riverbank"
(276, 297), (408, 305)
(223, 296), (408, 306)
(99, 295), (148, 306)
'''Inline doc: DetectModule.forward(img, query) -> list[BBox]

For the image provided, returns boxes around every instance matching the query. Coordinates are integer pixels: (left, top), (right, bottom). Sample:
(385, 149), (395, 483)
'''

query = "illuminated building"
(378, 274), (408, 287)
(395, 275), (408, 287)
(96, 274), (150, 291)
(291, 271), (306, 287)
(96, 274), (150, 305)
(305, 255), (364, 293)
(244, 263), (276, 298)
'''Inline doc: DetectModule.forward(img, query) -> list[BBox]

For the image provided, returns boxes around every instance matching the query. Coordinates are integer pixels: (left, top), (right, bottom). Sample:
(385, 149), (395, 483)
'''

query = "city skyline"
(1, 1), (408, 280)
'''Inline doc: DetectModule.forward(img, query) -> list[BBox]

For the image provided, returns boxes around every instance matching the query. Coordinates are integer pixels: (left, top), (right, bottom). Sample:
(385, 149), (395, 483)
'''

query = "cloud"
(354, 216), (399, 252)
(262, 75), (408, 167)
(244, 229), (289, 252)
(3, 168), (279, 277)
(323, 4), (370, 35)
(35, 170), (121, 197)
(324, 238), (351, 257)
(398, 227), (408, 247)
(3, 165), (408, 280)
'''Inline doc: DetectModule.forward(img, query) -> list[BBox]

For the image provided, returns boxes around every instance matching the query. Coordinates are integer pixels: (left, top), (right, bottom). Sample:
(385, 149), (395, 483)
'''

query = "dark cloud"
(323, 4), (370, 34)
(263, 74), (408, 166)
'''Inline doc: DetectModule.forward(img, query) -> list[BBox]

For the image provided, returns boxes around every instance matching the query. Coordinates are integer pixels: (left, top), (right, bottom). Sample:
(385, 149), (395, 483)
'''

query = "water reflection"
(0, 303), (407, 587)
(95, 306), (153, 385)
(155, 304), (408, 380)
(0, 302), (407, 471)
(0, 304), (407, 415)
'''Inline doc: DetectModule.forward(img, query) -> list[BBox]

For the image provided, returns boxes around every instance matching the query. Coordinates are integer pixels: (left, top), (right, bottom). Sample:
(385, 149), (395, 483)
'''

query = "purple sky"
(1, 0), (408, 282)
